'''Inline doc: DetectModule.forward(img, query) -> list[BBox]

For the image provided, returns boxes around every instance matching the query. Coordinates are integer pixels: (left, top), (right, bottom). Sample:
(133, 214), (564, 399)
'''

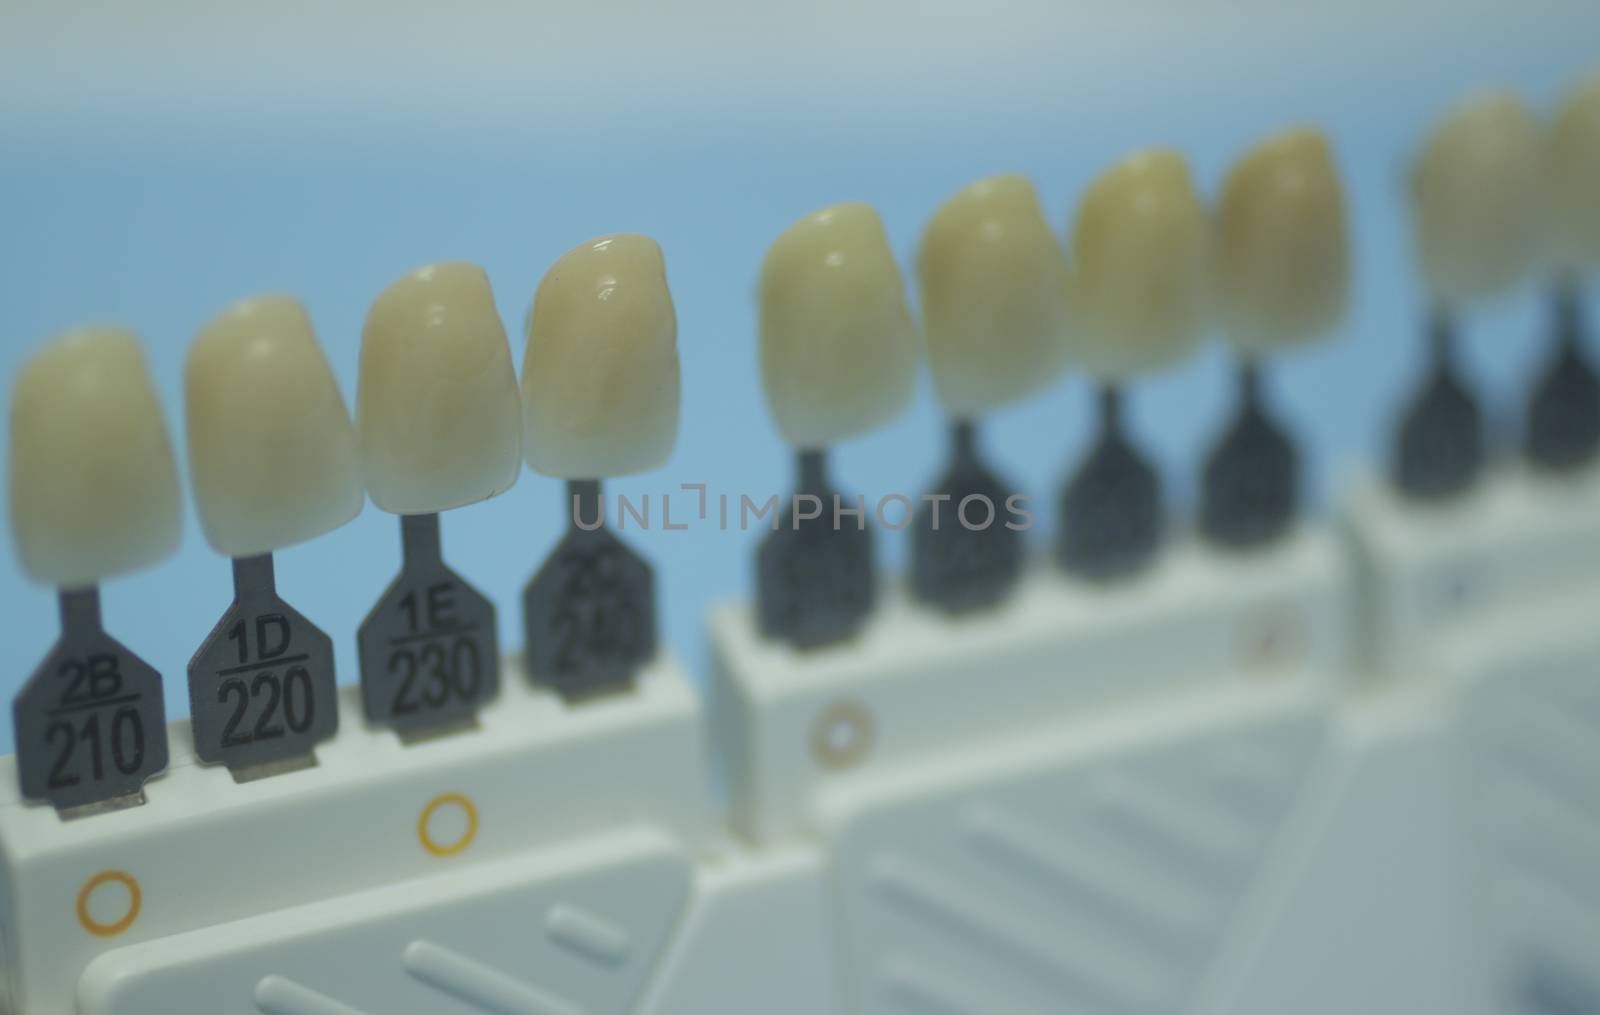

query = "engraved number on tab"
(217, 616), (316, 746)
(188, 591), (339, 770)
(47, 655), (147, 787)
(358, 562), (500, 732)
(16, 627), (169, 810)
(390, 588), (484, 713)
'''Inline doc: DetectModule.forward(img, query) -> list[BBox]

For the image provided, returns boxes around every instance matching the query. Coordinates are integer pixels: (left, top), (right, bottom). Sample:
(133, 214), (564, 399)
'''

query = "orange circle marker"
(76, 870), (141, 937)
(418, 792), (478, 857)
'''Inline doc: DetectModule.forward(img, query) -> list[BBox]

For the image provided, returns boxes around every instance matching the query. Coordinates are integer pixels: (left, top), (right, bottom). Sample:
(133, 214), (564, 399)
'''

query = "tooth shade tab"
(1070, 150), (1210, 379)
(1551, 73), (1600, 270)
(8, 327), (181, 587)
(185, 295), (365, 557)
(916, 174), (1070, 415)
(1411, 91), (1545, 307)
(358, 261), (522, 514)
(760, 202), (919, 448)
(1216, 126), (1350, 353)
(521, 234), (680, 479)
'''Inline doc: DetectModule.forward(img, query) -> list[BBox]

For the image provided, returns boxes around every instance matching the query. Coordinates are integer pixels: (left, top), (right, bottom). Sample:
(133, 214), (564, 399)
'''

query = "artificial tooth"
(1523, 75), (1600, 473)
(521, 234), (679, 479)
(758, 202), (919, 449)
(1389, 93), (1544, 501)
(183, 294), (355, 772)
(1070, 149), (1210, 378)
(1201, 128), (1348, 550)
(520, 234), (677, 698)
(1409, 91), (1545, 308)
(916, 174), (1070, 415)
(185, 295), (364, 557)
(9, 326), (178, 811)
(355, 261), (519, 732)
(909, 175), (1066, 612)
(1217, 127), (1349, 353)
(358, 260), (521, 514)
(1055, 150), (1207, 580)
(754, 202), (916, 647)
(8, 327), (181, 588)
(1550, 73), (1600, 270)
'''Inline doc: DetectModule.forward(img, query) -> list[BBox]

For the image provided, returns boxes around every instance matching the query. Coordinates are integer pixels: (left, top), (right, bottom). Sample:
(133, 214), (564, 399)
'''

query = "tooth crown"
(1070, 150), (1210, 379)
(185, 295), (365, 557)
(1410, 92), (1546, 308)
(1217, 127), (1350, 353)
(8, 327), (181, 588)
(358, 261), (521, 514)
(1551, 73), (1600, 270)
(760, 202), (919, 448)
(521, 234), (679, 479)
(917, 175), (1070, 416)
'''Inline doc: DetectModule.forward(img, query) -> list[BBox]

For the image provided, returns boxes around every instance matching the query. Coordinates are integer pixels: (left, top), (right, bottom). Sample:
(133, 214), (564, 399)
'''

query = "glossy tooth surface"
(1411, 92), (1545, 306)
(917, 175), (1070, 415)
(8, 328), (181, 587)
(358, 261), (521, 514)
(760, 202), (918, 447)
(1070, 150), (1210, 378)
(185, 295), (364, 557)
(1551, 73), (1600, 269)
(521, 234), (679, 478)
(1217, 127), (1349, 352)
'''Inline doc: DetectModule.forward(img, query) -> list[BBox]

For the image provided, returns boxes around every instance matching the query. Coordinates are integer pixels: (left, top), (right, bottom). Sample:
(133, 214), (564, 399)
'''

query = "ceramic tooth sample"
(1204, 127), (1349, 548)
(1527, 74), (1600, 470)
(520, 234), (678, 697)
(355, 262), (521, 734)
(758, 202), (918, 646)
(912, 175), (1069, 611)
(184, 295), (363, 775)
(1399, 92), (1543, 498)
(7, 328), (179, 811)
(1062, 150), (1209, 577)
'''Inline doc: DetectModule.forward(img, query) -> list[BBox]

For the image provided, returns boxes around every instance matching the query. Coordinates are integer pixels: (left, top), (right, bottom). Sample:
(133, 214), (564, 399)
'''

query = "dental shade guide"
(2, 98), (1600, 1015)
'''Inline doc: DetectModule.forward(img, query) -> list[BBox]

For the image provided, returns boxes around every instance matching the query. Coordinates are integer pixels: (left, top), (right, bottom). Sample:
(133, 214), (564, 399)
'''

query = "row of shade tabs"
(9, 79), (1600, 815)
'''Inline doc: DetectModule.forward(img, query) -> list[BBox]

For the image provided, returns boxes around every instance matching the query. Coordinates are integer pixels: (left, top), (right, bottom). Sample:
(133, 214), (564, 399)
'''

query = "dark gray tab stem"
(58, 586), (102, 635)
(1058, 381), (1162, 578)
(231, 554), (276, 600)
(401, 512), (443, 566)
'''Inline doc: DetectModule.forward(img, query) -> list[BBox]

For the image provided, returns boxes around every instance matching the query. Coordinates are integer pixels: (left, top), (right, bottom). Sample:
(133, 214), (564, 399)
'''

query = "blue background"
(1, 5), (1596, 752)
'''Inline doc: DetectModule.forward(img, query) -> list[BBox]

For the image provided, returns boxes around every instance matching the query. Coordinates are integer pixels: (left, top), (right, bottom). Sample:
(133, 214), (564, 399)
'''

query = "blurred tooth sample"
(912, 174), (1069, 612)
(1551, 73), (1600, 272)
(1527, 74), (1600, 471)
(355, 261), (521, 734)
(1396, 92), (1543, 498)
(183, 295), (361, 774)
(1061, 150), (1209, 579)
(520, 234), (678, 698)
(1412, 93), (1545, 307)
(7, 328), (178, 811)
(1203, 126), (1348, 549)
(757, 202), (919, 647)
